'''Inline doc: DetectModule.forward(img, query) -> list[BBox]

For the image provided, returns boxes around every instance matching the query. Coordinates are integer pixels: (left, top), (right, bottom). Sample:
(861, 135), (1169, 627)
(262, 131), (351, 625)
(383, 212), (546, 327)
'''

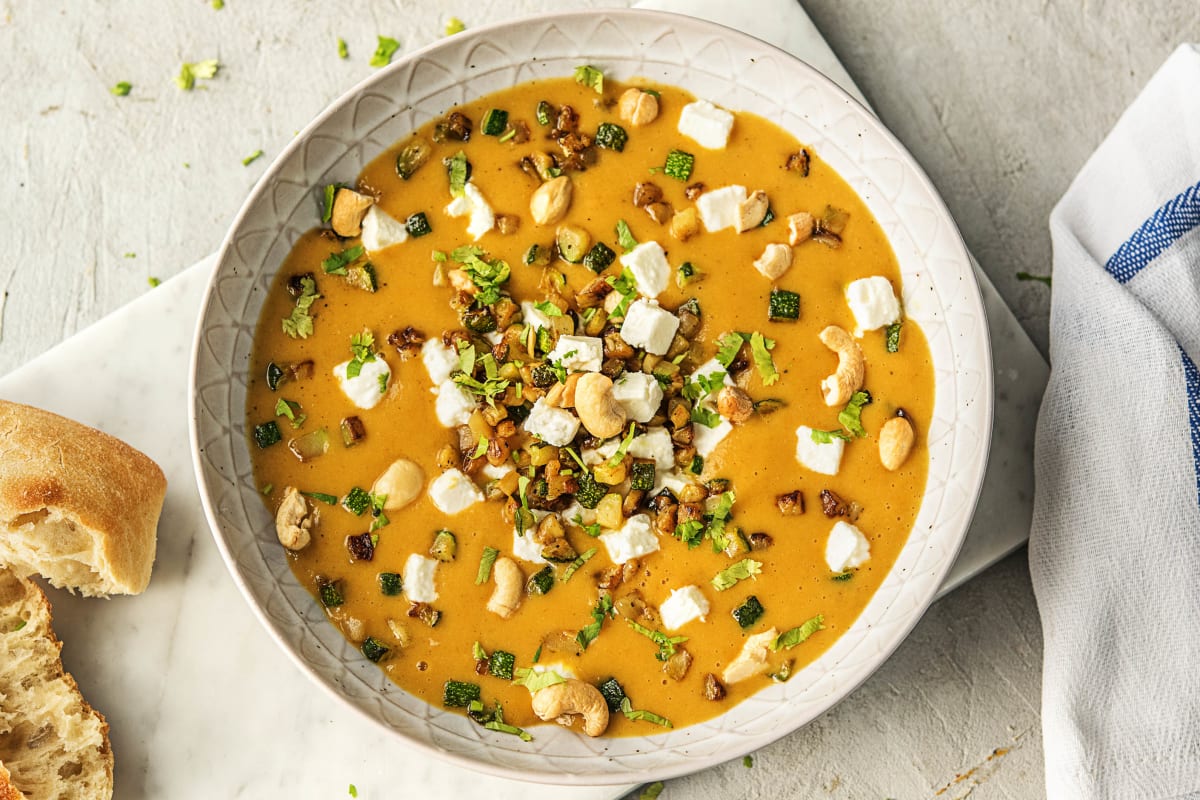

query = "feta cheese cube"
(599, 513), (660, 563)
(523, 397), (581, 446)
(693, 417), (733, 457)
(654, 470), (696, 497)
(620, 299), (680, 355)
(547, 335), (604, 373)
(678, 99), (736, 150)
(619, 241), (671, 298)
(560, 500), (596, 528)
(435, 379), (476, 427)
(794, 425), (846, 476)
(332, 357), (391, 410)
(659, 585), (710, 630)
(512, 510), (551, 564)
(481, 462), (514, 481)
(628, 426), (674, 469)
(444, 181), (495, 240)
(422, 338), (460, 385)
(361, 205), (409, 252)
(428, 468), (483, 514)
(826, 520), (871, 572)
(696, 185), (748, 232)
(521, 300), (556, 332)
(612, 371), (664, 422)
(845, 276), (901, 334)
(403, 554), (439, 602)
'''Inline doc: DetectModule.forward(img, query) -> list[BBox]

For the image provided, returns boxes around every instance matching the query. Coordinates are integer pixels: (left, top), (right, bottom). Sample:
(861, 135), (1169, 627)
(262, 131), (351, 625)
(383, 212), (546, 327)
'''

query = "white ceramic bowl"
(189, 8), (992, 786)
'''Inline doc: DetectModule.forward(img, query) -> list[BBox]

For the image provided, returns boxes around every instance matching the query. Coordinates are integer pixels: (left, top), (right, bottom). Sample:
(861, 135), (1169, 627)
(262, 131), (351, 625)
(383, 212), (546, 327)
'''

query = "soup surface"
(246, 72), (932, 740)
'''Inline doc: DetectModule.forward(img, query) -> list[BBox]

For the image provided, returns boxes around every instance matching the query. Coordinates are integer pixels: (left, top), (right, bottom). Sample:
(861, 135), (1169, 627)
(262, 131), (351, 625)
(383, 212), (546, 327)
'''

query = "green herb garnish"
(615, 219), (638, 252)
(446, 150), (469, 197)
(445, 16), (466, 36)
(711, 558), (762, 591)
(346, 330), (377, 379)
(175, 59), (219, 91)
(475, 546), (500, 585)
(837, 390), (872, 438)
(370, 36), (401, 68)
(573, 64), (604, 93)
(562, 547), (598, 582)
(242, 149), (264, 167)
(749, 332), (779, 386)
(810, 428), (852, 444)
(302, 491), (339, 505)
(772, 614), (825, 650)
(511, 667), (566, 693)
(620, 696), (673, 728)
(110, 81), (132, 96)
(322, 245), (365, 275)
(886, 321), (902, 353)
(337, 37), (348, 59)
(576, 593), (614, 650)
(627, 619), (687, 662)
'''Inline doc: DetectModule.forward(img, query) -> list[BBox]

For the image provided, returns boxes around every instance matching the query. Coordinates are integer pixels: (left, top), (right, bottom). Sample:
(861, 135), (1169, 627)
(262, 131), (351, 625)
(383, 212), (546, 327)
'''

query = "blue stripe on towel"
(1182, 348), (1200, 506)
(1105, 180), (1200, 284)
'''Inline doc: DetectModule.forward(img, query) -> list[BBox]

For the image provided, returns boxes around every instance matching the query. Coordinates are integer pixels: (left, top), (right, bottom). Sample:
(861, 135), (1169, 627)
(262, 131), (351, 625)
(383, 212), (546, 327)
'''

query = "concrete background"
(4, 1), (1199, 797)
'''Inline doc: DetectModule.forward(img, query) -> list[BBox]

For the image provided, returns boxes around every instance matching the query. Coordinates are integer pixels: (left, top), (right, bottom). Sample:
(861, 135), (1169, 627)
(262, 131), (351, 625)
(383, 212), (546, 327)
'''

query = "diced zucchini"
(536, 327), (555, 354)
(344, 263), (377, 293)
(530, 364), (558, 388)
(266, 361), (285, 391)
(361, 636), (390, 663)
(461, 307), (497, 334)
(443, 680), (482, 707)
(318, 579), (344, 608)
(287, 427), (329, 462)
(679, 297), (701, 318)
(415, 604), (441, 627)
(629, 461), (655, 492)
(556, 225), (591, 264)
(768, 288), (800, 321)
(732, 595), (765, 629)
(664, 149), (695, 181)
(582, 242), (616, 273)
(378, 572), (403, 596)
(526, 565), (555, 595)
(689, 455), (704, 475)
(574, 473), (606, 509)
(676, 261), (702, 289)
(430, 530), (458, 562)
(488, 649), (516, 680)
(595, 122), (628, 152)
(406, 211), (432, 237)
(253, 421), (282, 449)
(760, 206), (775, 227)
(509, 403), (530, 424)
(481, 108), (508, 136)
(598, 677), (626, 711)
(342, 487), (371, 516)
(395, 137), (432, 179)
(886, 321), (902, 353)
(523, 243), (550, 266)
(536, 100), (553, 126)
(340, 416), (366, 447)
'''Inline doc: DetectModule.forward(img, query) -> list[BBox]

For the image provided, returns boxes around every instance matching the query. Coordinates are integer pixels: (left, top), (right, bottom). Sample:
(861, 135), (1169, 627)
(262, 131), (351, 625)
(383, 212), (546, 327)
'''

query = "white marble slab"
(0, 2), (1047, 797)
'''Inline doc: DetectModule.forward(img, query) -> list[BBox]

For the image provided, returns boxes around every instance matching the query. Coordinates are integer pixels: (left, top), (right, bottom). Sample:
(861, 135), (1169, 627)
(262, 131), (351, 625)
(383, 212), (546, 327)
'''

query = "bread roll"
(0, 568), (113, 799)
(0, 399), (165, 596)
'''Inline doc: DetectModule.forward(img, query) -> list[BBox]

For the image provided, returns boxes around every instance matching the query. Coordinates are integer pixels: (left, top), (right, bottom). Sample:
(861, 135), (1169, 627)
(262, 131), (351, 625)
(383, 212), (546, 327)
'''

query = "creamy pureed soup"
(246, 70), (932, 740)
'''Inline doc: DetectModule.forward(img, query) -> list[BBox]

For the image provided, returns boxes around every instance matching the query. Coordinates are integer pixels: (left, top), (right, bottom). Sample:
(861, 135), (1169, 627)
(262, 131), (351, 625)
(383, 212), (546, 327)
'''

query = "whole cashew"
(275, 486), (315, 551)
(879, 415), (915, 471)
(573, 373), (627, 439)
(818, 325), (865, 407)
(721, 627), (778, 685)
(371, 458), (426, 511)
(330, 188), (374, 238)
(530, 175), (573, 226)
(736, 190), (770, 232)
(530, 678), (611, 737)
(753, 243), (793, 280)
(487, 557), (524, 619)
(618, 88), (660, 127)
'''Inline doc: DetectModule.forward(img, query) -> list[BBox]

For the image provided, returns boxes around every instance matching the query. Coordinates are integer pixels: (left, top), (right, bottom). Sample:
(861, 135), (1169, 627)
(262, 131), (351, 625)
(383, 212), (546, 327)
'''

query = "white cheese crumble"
(794, 424), (846, 476)
(403, 554), (439, 603)
(628, 426), (675, 470)
(331, 357), (390, 410)
(659, 585), (710, 630)
(693, 417), (733, 458)
(361, 205), (409, 252)
(845, 276), (901, 335)
(434, 379), (476, 427)
(612, 371), (664, 423)
(512, 510), (551, 564)
(428, 468), (483, 514)
(696, 185), (747, 232)
(620, 299), (680, 356)
(654, 470), (695, 496)
(826, 520), (871, 573)
(523, 397), (581, 446)
(444, 181), (495, 240)
(619, 241), (671, 298)
(599, 513), (660, 563)
(520, 300), (556, 332)
(547, 334), (604, 373)
(677, 99), (735, 149)
(421, 338), (459, 385)
(689, 358), (734, 388)
(561, 500), (597, 527)
(481, 462), (515, 480)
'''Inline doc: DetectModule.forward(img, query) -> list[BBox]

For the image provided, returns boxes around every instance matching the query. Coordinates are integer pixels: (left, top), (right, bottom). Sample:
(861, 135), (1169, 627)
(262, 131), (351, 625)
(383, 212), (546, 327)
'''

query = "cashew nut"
(736, 190), (770, 232)
(487, 556), (524, 619)
(573, 372), (627, 439)
(879, 414), (915, 471)
(274, 486), (315, 551)
(530, 175), (573, 226)
(530, 678), (611, 737)
(818, 325), (865, 407)
(753, 243), (793, 280)
(717, 385), (754, 424)
(787, 211), (814, 245)
(330, 188), (374, 237)
(721, 627), (778, 685)
(618, 88), (660, 127)
(371, 458), (425, 511)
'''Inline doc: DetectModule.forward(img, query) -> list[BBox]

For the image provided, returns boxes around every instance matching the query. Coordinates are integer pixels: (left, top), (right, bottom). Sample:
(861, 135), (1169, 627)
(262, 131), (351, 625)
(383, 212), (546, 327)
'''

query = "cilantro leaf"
(322, 245), (365, 275)
(837, 390), (872, 438)
(337, 37), (348, 59)
(454, 247), (510, 305)
(346, 330), (377, 378)
(715, 332), (745, 368)
(575, 593), (614, 650)
(446, 150), (469, 198)
(511, 667), (566, 693)
(533, 300), (563, 317)
(810, 428), (852, 444)
(445, 17), (466, 36)
(561, 547), (597, 582)
(242, 149), (264, 167)
(475, 546), (499, 585)
(604, 267), (637, 317)
(711, 558), (762, 591)
(175, 59), (219, 91)
(620, 697), (673, 728)
(282, 276), (320, 339)
(605, 423), (638, 468)
(627, 619), (687, 662)
(615, 219), (638, 252)
(749, 331), (779, 386)
(110, 81), (132, 96)
(674, 520), (704, 548)
(573, 64), (604, 93)
(772, 614), (825, 650)
(370, 36), (401, 68)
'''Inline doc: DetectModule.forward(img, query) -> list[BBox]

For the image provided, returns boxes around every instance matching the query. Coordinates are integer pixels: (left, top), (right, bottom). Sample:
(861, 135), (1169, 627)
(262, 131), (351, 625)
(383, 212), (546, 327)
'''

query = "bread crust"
(0, 762), (27, 800)
(0, 399), (166, 595)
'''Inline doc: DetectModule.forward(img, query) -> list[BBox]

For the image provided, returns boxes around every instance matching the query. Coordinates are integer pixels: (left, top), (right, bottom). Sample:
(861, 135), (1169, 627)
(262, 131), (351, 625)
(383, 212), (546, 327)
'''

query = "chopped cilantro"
(674, 519), (704, 548)
(146, 276), (160, 288)
(302, 491), (339, 505)
(743, 755), (754, 768)
(346, 330), (376, 378)
(454, 247), (510, 305)
(715, 332), (744, 368)
(242, 149), (264, 167)
(322, 245), (365, 275)
(445, 16), (466, 36)
(615, 219), (638, 252)
(604, 267), (637, 317)
(511, 667), (566, 693)
(175, 59), (219, 91)
(561, 547), (597, 582)
(370, 36), (401, 68)
(322, 184), (337, 223)
(749, 332), (779, 386)
(605, 423), (638, 468)
(573, 64), (604, 93)
(337, 37), (348, 59)
(572, 514), (602, 538)
(711, 558), (762, 591)
(274, 398), (306, 428)
(446, 150), (469, 197)
(475, 546), (499, 585)
(810, 428), (852, 444)
(705, 490), (736, 553)
(533, 300), (563, 317)
(348, 783), (357, 798)
(575, 593), (614, 650)
(281, 276), (320, 339)
(837, 390), (872, 438)
(772, 614), (825, 650)
(110, 81), (131, 96)
(627, 619), (687, 662)
(620, 696), (673, 728)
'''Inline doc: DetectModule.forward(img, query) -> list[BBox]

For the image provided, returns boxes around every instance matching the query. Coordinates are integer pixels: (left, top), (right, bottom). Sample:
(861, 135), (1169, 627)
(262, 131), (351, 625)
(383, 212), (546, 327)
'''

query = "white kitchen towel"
(1030, 43), (1200, 799)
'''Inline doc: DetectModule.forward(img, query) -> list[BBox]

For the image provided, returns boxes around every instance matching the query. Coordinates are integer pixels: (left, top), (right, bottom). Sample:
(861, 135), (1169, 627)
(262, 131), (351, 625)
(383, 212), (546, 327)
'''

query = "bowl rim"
(189, 6), (992, 786)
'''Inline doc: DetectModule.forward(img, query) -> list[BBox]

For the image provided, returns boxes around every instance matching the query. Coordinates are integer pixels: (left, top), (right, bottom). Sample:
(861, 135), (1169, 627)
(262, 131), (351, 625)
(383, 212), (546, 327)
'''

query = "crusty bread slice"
(0, 568), (112, 800)
(0, 399), (166, 596)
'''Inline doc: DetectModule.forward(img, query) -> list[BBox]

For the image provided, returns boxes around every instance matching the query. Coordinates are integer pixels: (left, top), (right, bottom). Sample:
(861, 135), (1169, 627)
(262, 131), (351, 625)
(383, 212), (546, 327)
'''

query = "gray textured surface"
(5, 1), (1196, 798)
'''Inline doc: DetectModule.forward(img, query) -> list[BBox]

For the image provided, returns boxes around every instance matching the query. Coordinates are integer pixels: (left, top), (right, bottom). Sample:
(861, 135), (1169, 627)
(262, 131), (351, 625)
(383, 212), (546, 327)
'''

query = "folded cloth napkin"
(1030, 43), (1200, 799)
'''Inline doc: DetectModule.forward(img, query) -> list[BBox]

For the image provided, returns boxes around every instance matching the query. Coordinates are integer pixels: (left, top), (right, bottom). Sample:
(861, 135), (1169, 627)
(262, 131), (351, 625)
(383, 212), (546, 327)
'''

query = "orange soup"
(246, 72), (931, 740)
